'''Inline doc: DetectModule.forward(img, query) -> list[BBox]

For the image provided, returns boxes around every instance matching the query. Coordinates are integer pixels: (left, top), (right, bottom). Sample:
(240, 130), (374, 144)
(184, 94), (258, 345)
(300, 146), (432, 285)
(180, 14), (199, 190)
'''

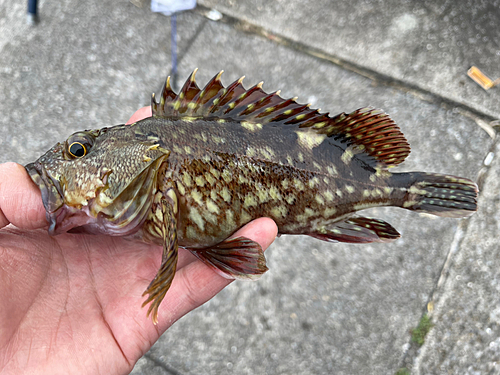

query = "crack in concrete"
(193, 3), (499, 128)
(144, 353), (184, 375)
(398, 134), (498, 372)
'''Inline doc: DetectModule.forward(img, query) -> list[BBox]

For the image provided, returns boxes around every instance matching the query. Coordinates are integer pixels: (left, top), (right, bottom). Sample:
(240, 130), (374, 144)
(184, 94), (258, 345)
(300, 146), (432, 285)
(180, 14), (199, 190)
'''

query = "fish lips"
(25, 161), (66, 235)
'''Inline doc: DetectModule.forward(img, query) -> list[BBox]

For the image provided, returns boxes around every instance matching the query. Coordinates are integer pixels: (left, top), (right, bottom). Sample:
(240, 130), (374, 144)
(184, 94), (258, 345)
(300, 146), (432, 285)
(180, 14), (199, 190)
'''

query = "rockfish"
(25, 70), (478, 323)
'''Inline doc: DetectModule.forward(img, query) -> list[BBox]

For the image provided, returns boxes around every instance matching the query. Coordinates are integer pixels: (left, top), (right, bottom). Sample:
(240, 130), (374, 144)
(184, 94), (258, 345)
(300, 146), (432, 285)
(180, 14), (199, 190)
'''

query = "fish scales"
(25, 70), (478, 323)
(133, 117), (398, 246)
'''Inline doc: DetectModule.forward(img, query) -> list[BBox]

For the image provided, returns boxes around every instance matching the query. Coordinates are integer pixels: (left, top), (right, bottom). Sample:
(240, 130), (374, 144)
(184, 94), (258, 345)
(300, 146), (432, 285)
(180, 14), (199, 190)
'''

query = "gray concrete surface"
(0, 0), (498, 374)
(415, 140), (500, 374)
(200, 0), (500, 120)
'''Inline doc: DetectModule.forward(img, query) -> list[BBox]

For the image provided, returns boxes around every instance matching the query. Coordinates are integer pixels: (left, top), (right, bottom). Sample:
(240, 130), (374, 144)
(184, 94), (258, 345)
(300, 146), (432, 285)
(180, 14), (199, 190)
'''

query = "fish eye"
(68, 142), (87, 158)
(64, 132), (95, 160)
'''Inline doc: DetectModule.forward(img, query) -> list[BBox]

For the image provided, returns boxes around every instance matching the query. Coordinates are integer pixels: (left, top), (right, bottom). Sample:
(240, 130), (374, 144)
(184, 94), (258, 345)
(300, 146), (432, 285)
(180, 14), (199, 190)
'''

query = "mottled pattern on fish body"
(134, 116), (393, 247)
(25, 70), (478, 323)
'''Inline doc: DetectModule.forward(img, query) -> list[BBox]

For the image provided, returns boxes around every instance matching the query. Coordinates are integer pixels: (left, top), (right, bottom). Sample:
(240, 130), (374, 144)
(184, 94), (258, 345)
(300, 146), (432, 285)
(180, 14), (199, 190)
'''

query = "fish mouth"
(25, 161), (66, 235)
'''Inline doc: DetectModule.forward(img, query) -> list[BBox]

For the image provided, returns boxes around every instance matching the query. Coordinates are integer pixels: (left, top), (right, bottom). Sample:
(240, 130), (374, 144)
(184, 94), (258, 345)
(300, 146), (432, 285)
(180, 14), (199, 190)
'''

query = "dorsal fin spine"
(151, 92), (158, 114)
(151, 71), (411, 166)
(223, 84), (266, 116)
(238, 91), (281, 118)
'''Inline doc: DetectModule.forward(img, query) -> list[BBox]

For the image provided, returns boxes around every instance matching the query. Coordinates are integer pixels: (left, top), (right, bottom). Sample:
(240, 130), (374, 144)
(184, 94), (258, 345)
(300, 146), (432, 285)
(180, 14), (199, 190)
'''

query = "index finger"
(126, 106), (152, 125)
(0, 163), (47, 230)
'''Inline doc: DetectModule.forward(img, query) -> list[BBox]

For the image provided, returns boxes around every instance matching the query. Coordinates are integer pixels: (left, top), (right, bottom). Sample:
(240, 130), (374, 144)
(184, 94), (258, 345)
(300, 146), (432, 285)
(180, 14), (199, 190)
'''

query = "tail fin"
(402, 173), (478, 218)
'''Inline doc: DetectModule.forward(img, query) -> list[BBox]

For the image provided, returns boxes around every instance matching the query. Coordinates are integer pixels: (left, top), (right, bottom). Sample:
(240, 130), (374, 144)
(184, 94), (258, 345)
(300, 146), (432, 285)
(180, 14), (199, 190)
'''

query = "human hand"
(0, 108), (278, 374)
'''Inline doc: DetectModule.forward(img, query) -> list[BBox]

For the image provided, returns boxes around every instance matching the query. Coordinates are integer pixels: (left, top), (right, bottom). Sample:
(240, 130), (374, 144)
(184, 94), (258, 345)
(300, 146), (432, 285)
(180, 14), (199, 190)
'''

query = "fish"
(25, 69), (478, 323)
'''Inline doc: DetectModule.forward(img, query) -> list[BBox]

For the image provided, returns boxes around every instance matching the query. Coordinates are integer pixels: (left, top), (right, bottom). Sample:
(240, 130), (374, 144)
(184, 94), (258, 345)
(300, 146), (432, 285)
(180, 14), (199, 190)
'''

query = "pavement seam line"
(398, 219), (468, 372)
(193, 3), (499, 128)
(400, 135), (498, 372)
(143, 353), (184, 375)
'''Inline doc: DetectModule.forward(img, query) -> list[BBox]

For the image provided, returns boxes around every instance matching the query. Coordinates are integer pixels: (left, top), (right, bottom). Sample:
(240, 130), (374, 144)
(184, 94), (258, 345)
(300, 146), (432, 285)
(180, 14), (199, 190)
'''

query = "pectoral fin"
(142, 192), (178, 324)
(192, 236), (268, 280)
(309, 217), (400, 244)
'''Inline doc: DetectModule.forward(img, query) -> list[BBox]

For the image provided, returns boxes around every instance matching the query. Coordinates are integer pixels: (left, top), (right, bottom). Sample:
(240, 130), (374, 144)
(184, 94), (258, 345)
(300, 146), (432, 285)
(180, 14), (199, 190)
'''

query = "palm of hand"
(1, 227), (173, 373)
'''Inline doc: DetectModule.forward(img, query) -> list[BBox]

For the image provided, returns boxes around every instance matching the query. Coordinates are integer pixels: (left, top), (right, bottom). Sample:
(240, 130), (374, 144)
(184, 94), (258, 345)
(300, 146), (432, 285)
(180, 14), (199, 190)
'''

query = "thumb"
(0, 163), (47, 230)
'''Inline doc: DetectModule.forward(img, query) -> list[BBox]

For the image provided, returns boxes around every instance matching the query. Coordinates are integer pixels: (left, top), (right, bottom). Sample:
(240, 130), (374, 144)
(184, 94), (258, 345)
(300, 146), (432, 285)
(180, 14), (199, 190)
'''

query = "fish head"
(25, 125), (169, 236)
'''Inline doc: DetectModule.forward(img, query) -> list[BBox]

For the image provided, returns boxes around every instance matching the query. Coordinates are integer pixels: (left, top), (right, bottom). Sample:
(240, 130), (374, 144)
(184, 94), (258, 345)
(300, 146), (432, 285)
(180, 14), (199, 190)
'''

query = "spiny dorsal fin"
(151, 70), (411, 167)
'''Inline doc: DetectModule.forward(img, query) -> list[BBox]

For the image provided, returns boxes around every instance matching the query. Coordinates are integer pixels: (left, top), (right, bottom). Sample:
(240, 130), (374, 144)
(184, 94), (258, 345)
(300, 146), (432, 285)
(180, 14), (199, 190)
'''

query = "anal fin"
(192, 236), (268, 280)
(309, 217), (400, 244)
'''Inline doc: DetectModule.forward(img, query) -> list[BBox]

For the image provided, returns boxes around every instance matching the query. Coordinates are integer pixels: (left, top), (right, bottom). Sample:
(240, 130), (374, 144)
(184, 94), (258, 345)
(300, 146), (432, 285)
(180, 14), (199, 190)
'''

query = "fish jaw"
(25, 158), (99, 235)
(26, 159), (66, 234)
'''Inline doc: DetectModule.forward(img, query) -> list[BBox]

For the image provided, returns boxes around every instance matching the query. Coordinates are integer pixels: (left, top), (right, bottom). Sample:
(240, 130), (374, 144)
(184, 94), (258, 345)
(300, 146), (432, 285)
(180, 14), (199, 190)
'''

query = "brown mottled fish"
(25, 70), (478, 323)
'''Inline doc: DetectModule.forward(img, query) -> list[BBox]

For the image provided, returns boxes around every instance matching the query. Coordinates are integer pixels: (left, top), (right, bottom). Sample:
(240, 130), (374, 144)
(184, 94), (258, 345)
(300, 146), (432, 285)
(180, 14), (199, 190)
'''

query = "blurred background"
(1, 1), (499, 373)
